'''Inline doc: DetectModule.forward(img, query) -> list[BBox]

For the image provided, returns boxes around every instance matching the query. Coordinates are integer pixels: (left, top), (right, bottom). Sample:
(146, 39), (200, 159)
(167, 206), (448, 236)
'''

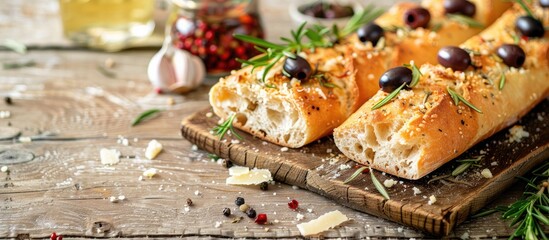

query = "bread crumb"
(481, 168), (493, 178)
(508, 125), (529, 143)
(145, 139), (163, 160)
(491, 161), (498, 166)
(428, 195), (437, 205)
(205, 112), (213, 118)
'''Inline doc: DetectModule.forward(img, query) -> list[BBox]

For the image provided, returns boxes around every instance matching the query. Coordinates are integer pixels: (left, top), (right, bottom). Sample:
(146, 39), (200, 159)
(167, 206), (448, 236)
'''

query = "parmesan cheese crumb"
(481, 168), (493, 178)
(296, 213), (304, 221)
(280, 147), (289, 152)
(338, 164), (351, 171)
(383, 179), (397, 188)
(428, 195), (437, 205)
(100, 148), (120, 165)
(145, 139), (163, 160)
(412, 187), (422, 195)
(205, 112), (213, 118)
(508, 125), (529, 143)
(143, 168), (158, 178)
(214, 221), (222, 228)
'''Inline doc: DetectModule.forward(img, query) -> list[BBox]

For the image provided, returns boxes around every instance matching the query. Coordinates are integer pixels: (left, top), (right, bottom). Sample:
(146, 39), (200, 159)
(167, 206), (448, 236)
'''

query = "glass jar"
(168, 0), (264, 75)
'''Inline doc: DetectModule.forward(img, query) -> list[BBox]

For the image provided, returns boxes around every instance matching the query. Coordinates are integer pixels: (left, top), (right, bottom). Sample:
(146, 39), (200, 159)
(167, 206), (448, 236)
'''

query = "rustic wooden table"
(0, 0), (539, 239)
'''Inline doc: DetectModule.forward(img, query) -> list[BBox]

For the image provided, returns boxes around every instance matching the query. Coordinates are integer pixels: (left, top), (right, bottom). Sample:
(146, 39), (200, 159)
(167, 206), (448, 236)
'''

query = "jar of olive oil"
(59, 0), (156, 52)
(168, 0), (264, 75)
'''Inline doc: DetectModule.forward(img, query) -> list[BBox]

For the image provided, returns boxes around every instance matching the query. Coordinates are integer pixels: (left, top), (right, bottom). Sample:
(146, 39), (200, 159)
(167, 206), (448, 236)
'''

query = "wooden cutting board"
(180, 100), (549, 236)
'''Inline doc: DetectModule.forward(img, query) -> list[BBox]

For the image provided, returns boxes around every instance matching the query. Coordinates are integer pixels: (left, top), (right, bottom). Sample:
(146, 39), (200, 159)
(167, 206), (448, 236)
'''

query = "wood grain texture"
(181, 100), (549, 236)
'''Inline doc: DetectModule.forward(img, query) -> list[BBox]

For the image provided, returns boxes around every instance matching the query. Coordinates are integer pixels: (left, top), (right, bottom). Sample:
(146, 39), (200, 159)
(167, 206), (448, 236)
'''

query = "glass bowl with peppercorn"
(289, 0), (362, 28)
(168, 0), (264, 76)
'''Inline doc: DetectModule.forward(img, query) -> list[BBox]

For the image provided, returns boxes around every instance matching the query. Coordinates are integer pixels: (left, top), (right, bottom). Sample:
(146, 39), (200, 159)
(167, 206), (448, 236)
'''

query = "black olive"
(404, 7), (431, 29)
(444, 0), (476, 17)
(541, 0), (549, 8)
(235, 197), (245, 206)
(496, 44), (526, 68)
(437, 46), (471, 71)
(515, 16), (545, 38)
(357, 23), (384, 46)
(379, 67), (413, 93)
(282, 55), (312, 80)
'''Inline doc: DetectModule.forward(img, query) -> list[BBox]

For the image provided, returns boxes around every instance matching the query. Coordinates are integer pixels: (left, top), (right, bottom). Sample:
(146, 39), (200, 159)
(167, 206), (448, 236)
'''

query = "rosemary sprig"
(131, 109), (161, 126)
(212, 114), (243, 140)
(447, 14), (485, 28)
(515, 0), (534, 17)
(344, 166), (368, 184)
(235, 6), (383, 83)
(447, 86), (483, 113)
(1, 39), (27, 54)
(499, 72), (506, 90)
(370, 167), (390, 200)
(504, 162), (549, 240)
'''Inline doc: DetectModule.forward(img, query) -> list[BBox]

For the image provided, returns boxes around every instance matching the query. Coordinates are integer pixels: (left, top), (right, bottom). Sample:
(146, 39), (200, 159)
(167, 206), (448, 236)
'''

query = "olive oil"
(59, 0), (155, 51)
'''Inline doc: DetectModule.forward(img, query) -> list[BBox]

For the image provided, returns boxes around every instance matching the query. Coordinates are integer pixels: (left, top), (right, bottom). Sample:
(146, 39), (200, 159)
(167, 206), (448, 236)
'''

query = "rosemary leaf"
(212, 114), (243, 140)
(447, 14), (485, 28)
(234, 34), (284, 50)
(515, 0), (534, 17)
(344, 166), (368, 184)
(3, 60), (35, 69)
(97, 65), (116, 78)
(452, 162), (473, 176)
(470, 208), (501, 218)
(131, 109), (161, 126)
(499, 72), (506, 90)
(431, 22), (443, 32)
(404, 63), (422, 87)
(1, 39), (27, 54)
(371, 82), (406, 110)
(370, 167), (390, 200)
(446, 86), (483, 113)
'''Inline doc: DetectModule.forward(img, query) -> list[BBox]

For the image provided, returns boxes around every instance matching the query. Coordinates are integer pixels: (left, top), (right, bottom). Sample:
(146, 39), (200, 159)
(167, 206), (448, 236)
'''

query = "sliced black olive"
(357, 23), (384, 46)
(516, 16), (545, 38)
(379, 67), (413, 92)
(404, 7), (431, 29)
(496, 44), (526, 68)
(437, 46), (472, 71)
(282, 55), (312, 80)
(444, 0), (476, 17)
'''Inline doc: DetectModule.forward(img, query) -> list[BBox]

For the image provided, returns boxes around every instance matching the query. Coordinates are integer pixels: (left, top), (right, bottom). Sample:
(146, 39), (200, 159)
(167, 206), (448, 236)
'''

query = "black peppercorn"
(186, 198), (193, 206)
(222, 207), (231, 217)
(246, 208), (257, 218)
(222, 159), (233, 168)
(235, 196), (245, 206)
(259, 181), (268, 191)
(4, 97), (12, 105)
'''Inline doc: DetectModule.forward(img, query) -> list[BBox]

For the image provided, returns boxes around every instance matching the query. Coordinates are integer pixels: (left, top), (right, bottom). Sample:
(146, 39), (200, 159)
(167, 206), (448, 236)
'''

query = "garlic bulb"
(148, 39), (205, 94)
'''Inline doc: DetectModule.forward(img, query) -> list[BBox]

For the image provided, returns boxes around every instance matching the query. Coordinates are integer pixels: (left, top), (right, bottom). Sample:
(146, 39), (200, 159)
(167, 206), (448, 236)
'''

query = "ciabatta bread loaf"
(348, 0), (511, 104)
(334, 2), (549, 180)
(210, 47), (359, 148)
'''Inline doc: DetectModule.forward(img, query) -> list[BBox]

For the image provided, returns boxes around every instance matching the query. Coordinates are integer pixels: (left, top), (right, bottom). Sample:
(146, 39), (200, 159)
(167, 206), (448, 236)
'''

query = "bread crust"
(348, 0), (512, 105)
(210, 47), (359, 148)
(334, 3), (549, 179)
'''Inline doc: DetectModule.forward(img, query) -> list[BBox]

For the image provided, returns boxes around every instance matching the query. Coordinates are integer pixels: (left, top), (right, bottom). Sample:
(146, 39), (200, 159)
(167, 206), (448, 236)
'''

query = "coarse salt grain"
(0, 166), (8, 172)
(143, 168), (158, 178)
(412, 187), (422, 195)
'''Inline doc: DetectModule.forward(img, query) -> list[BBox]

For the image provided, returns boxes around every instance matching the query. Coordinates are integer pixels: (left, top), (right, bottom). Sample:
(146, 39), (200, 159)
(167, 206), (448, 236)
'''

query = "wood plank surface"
(181, 100), (549, 236)
(1, 0), (546, 238)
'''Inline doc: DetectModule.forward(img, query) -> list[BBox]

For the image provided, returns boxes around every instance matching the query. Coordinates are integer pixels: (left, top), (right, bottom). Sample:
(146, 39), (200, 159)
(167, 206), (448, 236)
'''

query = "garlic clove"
(169, 48), (205, 93)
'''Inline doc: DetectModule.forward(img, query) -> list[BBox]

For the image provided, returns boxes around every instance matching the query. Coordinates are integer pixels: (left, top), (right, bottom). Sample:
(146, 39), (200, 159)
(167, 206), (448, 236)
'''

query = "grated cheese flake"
(296, 210), (349, 236)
